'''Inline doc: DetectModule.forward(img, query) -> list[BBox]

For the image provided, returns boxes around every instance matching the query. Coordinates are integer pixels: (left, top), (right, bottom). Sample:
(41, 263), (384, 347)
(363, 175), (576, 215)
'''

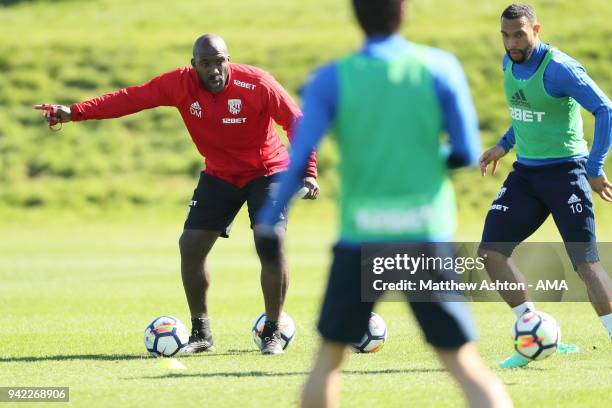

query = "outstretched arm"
(34, 69), (179, 126)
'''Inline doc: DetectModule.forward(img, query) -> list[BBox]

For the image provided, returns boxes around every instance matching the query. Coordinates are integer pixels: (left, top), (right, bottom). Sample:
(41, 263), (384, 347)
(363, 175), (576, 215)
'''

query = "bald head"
(192, 34), (229, 59)
(191, 34), (231, 93)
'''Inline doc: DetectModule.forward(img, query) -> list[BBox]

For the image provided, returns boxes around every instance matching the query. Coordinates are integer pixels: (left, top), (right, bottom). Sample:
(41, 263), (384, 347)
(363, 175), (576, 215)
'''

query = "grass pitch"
(1, 202), (611, 407)
(1, 0), (611, 406)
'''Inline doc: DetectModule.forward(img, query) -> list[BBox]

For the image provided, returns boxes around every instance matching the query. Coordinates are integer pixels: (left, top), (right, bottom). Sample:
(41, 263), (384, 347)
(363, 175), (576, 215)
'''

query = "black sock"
(261, 320), (279, 338)
(191, 318), (213, 342)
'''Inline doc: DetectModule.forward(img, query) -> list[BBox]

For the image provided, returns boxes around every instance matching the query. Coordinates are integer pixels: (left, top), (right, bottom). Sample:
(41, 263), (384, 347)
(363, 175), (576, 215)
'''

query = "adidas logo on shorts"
(567, 194), (581, 205)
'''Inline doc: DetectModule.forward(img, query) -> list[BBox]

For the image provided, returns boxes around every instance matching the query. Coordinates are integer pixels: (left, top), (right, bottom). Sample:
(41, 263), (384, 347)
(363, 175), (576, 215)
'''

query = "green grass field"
(1, 202), (611, 407)
(1, 0), (612, 406)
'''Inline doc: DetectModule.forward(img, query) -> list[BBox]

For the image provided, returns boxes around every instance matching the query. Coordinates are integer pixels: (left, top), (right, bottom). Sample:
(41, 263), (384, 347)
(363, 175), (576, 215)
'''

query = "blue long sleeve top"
(498, 42), (612, 177)
(257, 35), (480, 236)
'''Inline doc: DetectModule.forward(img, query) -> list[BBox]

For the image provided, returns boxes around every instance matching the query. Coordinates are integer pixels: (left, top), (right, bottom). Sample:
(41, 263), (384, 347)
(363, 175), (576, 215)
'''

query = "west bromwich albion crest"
(228, 99), (242, 115)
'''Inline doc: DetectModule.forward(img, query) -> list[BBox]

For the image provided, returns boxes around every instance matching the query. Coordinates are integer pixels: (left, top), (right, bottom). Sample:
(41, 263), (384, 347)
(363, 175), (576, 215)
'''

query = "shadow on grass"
(0, 349), (261, 363)
(177, 349), (260, 359)
(132, 368), (447, 380)
(0, 354), (146, 362)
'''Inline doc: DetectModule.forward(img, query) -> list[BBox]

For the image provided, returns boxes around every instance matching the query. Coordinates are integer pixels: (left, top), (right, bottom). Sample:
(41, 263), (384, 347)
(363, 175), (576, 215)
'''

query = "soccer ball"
(351, 312), (387, 353)
(144, 316), (189, 357)
(252, 312), (296, 350)
(512, 311), (560, 360)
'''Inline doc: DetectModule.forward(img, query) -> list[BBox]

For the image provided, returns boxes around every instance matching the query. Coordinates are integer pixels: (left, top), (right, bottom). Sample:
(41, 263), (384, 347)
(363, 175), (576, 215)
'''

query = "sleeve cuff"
(586, 162), (604, 178)
(498, 140), (512, 153)
(304, 151), (318, 178)
(304, 168), (318, 178)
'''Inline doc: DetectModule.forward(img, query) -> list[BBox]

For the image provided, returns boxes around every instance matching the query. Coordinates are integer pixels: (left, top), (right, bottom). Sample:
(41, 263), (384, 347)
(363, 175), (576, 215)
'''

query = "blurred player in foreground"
(256, 0), (512, 406)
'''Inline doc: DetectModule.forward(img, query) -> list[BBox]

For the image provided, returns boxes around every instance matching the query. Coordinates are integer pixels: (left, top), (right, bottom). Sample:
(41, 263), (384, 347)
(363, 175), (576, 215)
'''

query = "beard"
(506, 46), (532, 64)
(203, 72), (227, 92)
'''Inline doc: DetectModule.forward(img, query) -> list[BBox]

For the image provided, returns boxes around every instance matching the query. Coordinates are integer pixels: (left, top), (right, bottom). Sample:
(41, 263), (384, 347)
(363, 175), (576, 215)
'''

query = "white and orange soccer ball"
(351, 312), (388, 353)
(144, 316), (189, 357)
(512, 311), (560, 360)
(252, 312), (297, 351)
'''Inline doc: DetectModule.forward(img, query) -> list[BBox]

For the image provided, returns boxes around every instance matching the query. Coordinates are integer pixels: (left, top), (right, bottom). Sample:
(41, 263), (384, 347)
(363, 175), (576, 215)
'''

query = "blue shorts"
(317, 244), (476, 349)
(481, 159), (599, 268)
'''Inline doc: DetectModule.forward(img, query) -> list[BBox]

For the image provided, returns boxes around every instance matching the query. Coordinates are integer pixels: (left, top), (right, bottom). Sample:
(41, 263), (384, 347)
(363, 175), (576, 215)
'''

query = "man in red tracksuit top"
(34, 34), (319, 355)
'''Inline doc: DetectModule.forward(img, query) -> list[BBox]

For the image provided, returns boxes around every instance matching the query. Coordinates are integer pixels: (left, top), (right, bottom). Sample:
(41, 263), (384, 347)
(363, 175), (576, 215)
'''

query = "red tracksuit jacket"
(70, 64), (317, 187)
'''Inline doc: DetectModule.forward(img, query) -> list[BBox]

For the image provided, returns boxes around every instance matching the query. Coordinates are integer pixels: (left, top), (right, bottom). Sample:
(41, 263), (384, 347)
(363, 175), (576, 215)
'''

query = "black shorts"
(317, 244), (476, 349)
(184, 172), (288, 237)
(480, 159), (599, 268)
